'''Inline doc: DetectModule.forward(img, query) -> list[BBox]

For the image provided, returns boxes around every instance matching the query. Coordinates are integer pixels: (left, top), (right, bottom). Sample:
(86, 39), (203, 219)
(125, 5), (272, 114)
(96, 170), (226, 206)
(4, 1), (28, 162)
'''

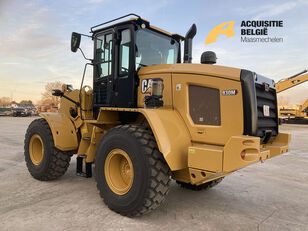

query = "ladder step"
(76, 156), (92, 178)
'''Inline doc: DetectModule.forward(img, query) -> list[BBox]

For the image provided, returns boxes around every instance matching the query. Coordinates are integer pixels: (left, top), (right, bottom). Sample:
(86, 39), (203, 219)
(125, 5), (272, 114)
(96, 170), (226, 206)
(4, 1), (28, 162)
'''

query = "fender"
(99, 108), (191, 171)
(139, 109), (191, 170)
(40, 112), (78, 151)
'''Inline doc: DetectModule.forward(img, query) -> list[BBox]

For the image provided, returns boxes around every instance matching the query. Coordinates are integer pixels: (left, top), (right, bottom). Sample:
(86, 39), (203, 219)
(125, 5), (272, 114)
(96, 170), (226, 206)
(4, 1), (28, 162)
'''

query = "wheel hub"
(105, 149), (134, 195)
(29, 134), (44, 165)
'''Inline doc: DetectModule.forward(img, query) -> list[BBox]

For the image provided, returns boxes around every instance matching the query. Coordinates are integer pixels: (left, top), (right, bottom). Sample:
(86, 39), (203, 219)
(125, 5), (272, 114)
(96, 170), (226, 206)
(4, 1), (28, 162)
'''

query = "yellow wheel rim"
(29, 134), (44, 165)
(104, 149), (134, 195)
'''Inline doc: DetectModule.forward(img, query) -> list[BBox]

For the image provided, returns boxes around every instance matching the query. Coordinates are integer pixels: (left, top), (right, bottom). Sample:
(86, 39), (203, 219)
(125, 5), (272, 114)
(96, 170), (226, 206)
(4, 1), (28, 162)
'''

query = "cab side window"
(119, 29), (131, 76)
(96, 33), (113, 78)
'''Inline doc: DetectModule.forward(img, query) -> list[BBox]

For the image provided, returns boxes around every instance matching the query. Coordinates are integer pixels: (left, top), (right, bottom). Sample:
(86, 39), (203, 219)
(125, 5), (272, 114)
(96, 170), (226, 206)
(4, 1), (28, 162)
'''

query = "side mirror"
(71, 32), (81, 52)
(52, 89), (64, 97)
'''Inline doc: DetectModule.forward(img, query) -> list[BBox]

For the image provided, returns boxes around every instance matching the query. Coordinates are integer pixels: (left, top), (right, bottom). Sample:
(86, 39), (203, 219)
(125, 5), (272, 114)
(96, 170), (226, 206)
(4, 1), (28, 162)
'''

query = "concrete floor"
(0, 117), (307, 231)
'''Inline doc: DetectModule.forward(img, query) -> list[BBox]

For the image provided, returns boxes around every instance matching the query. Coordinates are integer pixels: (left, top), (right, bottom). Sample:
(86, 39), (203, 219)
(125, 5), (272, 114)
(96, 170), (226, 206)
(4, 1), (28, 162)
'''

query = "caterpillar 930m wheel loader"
(24, 14), (290, 216)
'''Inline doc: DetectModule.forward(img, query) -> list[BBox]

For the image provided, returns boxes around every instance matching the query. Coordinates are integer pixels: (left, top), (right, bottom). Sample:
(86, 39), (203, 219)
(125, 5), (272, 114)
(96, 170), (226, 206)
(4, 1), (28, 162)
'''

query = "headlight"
(144, 78), (164, 108)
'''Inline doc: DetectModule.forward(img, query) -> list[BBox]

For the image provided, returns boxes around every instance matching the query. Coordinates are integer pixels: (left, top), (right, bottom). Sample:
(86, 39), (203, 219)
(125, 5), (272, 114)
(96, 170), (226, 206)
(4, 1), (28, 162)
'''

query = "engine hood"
(138, 63), (242, 81)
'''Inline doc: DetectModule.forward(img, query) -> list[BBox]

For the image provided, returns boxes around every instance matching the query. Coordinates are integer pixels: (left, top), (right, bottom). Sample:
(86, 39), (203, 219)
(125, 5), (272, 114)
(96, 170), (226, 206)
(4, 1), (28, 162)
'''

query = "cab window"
(95, 33), (113, 78)
(119, 29), (131, 76)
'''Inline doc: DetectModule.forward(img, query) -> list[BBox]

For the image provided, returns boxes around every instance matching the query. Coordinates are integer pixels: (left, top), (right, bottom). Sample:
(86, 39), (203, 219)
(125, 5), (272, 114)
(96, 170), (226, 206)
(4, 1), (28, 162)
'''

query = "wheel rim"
(29, 134), (44, 165)
(104, 149), (134, 195)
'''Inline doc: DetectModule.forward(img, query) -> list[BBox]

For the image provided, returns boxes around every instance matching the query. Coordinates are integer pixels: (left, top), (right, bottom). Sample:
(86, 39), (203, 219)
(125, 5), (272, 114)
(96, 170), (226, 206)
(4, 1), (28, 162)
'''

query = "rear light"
(240, 150), (246, 160)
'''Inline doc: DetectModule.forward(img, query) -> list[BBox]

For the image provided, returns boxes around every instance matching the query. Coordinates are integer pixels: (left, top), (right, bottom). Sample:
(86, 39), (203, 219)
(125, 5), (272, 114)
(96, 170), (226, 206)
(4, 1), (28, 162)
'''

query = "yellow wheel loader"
(24, 14), (290, 216)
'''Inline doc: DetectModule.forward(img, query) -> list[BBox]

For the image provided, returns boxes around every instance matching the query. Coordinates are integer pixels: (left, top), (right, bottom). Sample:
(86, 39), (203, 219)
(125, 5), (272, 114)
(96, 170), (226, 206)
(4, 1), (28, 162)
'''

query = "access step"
(76, 155), (92, 178)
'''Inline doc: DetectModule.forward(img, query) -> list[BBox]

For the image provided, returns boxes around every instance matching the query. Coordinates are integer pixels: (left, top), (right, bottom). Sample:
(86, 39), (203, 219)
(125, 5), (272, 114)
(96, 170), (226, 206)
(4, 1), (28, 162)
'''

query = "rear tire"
(95, 125), (171, 217)
(176, 177), (224, 191)
(24, 118), (72, 181)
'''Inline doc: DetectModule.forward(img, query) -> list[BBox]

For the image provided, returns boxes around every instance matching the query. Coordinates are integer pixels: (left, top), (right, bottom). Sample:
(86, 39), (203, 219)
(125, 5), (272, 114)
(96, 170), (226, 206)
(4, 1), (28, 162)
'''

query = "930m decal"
(222, 89), (238, 96)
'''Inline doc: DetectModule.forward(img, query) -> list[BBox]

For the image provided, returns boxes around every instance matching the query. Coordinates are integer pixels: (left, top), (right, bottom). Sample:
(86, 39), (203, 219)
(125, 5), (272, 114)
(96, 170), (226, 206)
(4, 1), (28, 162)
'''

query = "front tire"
(95, 125), (171, 217)
(24, 118), (72, 181)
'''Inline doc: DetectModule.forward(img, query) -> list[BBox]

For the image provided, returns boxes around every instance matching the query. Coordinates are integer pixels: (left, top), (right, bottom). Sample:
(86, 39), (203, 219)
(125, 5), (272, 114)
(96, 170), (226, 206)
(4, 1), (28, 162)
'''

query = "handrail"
(90, 13), (141, 32)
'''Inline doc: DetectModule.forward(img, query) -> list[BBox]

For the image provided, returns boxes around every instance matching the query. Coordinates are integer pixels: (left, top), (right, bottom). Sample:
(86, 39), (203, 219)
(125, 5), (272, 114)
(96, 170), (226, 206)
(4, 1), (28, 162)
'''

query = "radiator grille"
(255, 83), (278, 139)
(189, 85), (221, 126)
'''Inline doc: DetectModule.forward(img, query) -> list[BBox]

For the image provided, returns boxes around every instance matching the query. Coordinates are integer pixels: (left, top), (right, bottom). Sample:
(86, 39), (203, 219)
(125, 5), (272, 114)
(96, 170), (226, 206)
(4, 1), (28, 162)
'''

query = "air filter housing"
(201, 51), (217, 64)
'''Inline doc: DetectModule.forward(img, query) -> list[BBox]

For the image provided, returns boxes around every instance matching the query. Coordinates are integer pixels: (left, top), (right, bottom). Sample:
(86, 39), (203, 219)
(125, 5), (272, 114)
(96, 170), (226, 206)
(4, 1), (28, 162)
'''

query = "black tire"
(95, 125), (171, 217)
(24, 118), (72, 181)
(176, 177), (224, 191)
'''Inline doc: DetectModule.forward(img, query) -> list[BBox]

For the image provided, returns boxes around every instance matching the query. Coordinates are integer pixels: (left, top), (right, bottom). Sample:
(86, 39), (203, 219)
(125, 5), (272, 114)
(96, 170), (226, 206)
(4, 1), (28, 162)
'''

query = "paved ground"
(0, 117), (307, 231)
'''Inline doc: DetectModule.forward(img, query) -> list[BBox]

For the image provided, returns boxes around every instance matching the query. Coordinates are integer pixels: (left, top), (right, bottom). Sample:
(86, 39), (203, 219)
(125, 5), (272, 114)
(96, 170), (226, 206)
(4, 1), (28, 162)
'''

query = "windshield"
(135, 28), (179, 69)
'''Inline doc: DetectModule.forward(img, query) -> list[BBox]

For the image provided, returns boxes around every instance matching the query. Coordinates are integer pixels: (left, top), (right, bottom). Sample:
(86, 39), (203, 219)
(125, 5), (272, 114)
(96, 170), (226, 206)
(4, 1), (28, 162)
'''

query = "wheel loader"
(24, 14), (290, 216)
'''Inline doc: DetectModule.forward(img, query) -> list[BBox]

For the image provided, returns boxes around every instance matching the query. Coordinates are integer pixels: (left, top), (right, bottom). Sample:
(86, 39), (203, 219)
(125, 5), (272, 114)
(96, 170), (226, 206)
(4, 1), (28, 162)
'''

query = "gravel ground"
(0, 117), (307, 231)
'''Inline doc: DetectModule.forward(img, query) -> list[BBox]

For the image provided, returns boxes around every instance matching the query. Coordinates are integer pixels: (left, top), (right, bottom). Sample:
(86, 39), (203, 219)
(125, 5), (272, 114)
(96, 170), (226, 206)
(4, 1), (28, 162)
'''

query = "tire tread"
(24, 118), (72, 181)
(95, 124), (171, 216)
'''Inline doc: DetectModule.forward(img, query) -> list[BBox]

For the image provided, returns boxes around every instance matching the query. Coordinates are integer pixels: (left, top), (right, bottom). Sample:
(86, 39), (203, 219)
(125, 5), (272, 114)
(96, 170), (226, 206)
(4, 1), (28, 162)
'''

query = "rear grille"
(255, 83), (278, 139)
(240, 70), (278, 144)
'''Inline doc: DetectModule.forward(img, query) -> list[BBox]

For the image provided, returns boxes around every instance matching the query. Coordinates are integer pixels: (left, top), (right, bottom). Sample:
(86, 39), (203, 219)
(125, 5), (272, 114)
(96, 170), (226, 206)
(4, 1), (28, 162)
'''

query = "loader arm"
(276, 71), (308, 93)
(300, 99), (308, 112)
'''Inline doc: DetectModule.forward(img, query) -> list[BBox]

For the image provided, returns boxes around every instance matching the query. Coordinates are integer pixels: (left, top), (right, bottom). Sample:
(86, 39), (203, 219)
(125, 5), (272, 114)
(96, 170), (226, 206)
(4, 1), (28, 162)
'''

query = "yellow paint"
(264, 133), (290, 158)
(29, 134), (44, 165)
(42, 63), (290, 185)
(276, 73), (308, 120)
(138, 108), (191, 170)
(138, 64), (241, 82)
(40, 112), (78, 151)
(104, 149), (134, 195)
(188, 168), (230, 185)
(138, 73), (173, 109)
(188, 144), (223, 173)
(205, 21), (235, 45)
(276, 73), (308, 93)
(58, 86), (79, 118)
(172, 72), (243, 145)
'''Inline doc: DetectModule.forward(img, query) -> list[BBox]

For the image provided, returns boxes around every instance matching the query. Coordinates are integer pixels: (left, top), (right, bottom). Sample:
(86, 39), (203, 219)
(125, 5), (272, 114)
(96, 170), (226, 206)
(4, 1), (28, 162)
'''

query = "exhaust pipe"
(184, 24), (197, 63)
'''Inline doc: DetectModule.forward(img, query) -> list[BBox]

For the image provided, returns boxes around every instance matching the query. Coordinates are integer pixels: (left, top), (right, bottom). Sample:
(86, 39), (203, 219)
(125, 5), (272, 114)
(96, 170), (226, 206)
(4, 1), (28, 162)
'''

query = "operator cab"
(88, 15), (184, 117)
(70, 14), (203, 118)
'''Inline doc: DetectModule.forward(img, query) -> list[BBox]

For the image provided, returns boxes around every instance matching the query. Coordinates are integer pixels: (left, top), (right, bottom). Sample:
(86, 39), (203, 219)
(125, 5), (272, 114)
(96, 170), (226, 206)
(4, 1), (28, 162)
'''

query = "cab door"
(93, 30), (114, 116)
(113, 25), (136, 108)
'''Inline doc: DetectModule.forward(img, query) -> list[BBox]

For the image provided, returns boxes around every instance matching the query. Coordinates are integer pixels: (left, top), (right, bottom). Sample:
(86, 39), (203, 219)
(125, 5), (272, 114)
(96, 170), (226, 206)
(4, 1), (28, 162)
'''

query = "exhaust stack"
(184, 24), (197, 63)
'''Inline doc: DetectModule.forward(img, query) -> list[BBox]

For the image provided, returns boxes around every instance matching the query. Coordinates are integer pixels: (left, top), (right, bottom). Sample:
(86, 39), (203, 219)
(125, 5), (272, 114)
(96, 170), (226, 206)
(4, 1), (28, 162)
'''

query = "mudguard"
(40, 112), (78, 151)
(138, 109), (191, 171)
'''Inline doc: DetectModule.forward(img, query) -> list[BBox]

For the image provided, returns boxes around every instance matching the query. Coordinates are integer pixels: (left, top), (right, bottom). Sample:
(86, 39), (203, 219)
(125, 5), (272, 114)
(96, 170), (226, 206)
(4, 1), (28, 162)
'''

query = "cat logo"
(141, 79), (152, 94)
(205, 21), (235, 45)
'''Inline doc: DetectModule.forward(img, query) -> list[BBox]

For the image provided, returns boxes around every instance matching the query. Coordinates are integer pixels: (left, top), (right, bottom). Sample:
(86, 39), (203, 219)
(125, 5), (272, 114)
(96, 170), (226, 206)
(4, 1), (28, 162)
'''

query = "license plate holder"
(263, 105), (270, 117)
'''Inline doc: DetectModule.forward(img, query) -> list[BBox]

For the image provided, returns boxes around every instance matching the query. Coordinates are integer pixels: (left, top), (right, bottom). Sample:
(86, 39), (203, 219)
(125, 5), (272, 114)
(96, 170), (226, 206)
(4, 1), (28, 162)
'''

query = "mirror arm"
(61, 95), (80, 106)
(78, 48), (93, 62)
(79, 33), (92, 39)
(79, 62), (93, 120)
(52, 90), (80, 106)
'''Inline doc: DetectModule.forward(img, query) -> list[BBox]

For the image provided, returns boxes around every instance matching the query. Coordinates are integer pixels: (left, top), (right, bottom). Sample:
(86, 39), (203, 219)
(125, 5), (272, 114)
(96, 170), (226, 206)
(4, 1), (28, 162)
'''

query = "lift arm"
(276, 70), (308, 93)
(300, 99), (308, 112)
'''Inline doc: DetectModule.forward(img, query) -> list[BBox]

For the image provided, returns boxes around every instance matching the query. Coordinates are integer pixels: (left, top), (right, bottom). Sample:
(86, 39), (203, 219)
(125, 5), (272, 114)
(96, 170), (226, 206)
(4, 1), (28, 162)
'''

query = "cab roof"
(91, 14), (185, 41)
